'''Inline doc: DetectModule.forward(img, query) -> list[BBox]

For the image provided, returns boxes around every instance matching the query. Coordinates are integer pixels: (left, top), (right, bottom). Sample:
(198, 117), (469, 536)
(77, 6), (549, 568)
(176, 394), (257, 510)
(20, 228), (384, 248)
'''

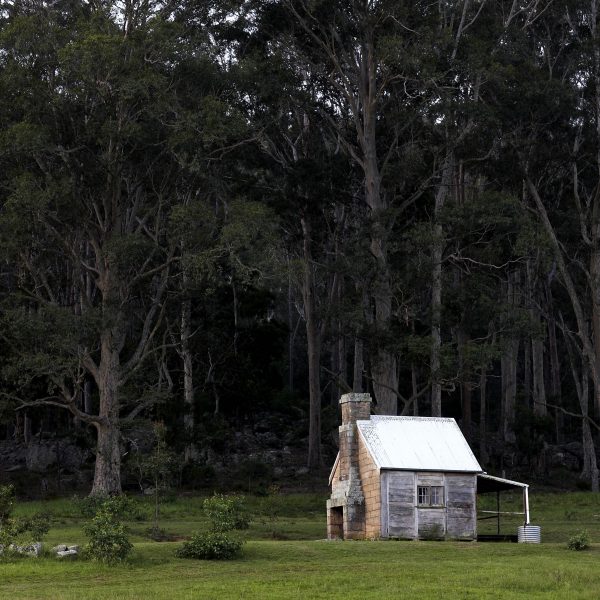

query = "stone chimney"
(327, 393), (372, 539)
(338, 393), (372, 482)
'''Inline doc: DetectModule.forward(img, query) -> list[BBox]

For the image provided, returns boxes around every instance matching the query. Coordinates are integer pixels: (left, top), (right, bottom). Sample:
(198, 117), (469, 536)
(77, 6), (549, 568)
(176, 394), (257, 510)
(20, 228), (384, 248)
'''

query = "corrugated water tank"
(518, 525), (541, 543)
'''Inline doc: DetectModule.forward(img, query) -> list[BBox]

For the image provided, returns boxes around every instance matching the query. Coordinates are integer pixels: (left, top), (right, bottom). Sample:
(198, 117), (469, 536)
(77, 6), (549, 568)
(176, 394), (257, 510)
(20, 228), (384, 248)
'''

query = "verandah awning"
(477, 473), (528, 493)
(476, 473), (530, 525)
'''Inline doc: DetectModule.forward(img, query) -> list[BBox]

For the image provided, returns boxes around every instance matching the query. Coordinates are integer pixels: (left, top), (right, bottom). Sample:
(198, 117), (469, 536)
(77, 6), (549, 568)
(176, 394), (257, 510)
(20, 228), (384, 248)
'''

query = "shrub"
(175, 531), (243, 560)
(75, 494), (142, 520)
(176, 494), (249, 560)
(203, 494), (250, 532)
(0, 484), (15, 523)
(0, 485), (50, 556)
(567, 530), (590, 551)
(83, 497), (133, 563)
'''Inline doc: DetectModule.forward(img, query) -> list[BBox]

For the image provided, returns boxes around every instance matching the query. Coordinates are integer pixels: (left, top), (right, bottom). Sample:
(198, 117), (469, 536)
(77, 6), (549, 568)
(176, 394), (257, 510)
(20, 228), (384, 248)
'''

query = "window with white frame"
(417, 485), (444, 507)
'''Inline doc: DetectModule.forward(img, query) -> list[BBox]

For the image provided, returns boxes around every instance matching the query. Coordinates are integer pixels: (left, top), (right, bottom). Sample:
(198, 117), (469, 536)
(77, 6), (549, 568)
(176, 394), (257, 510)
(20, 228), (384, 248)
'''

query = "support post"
(496, 491), (500, 535)
(524, 486), (530, 525)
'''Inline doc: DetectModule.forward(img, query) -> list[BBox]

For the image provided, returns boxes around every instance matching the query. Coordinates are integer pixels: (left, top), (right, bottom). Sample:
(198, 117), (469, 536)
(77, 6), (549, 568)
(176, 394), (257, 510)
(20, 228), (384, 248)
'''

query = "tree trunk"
(501, 271), (520, 445)
(359, 35), (397, 416)
(287, 259), (297, 392)
(580, 368), (599, 491)
(527, 259), (547, 417)
(591, 249), (600, 416)
(523, 341), (531, 409)
(479, 367), (488, 464)
(353, 337), (364, 393)
(532, 333), (546, 417)
(181, 289), (196, 463)
(411, 363), (419, 416)
(546, 283), (563, 441)
(564, 329), (599, 492)
(90, 346), (122, 496)
(457, 326), (472, 437)
(501, 338), (519, 446)
(302, 217), (322, 469)
(371, 346), (398, 415)
(430, 152), (453, 417)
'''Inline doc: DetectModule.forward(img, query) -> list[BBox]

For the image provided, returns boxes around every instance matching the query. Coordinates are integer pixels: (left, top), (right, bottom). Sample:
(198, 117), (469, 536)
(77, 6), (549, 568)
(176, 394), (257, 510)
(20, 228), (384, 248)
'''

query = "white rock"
(9, 542), (42, 557)
(52, 544), (68, 553)
(25, 542), (42, 557)
(57, 549), (78, 559)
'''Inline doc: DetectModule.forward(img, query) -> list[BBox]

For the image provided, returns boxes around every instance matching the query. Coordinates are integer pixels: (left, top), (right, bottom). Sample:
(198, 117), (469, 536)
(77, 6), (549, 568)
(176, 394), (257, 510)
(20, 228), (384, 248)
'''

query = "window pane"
(417, 486), (430, 505)
(431, 486), (444, 506)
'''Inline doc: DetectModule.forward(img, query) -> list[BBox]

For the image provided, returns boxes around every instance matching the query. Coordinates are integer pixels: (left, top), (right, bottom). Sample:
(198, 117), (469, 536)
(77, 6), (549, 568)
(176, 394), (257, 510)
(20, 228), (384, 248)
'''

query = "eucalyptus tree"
(0, 1), (196, 494)
(277, 0), (451, 415)
(230, 4), (357, 466)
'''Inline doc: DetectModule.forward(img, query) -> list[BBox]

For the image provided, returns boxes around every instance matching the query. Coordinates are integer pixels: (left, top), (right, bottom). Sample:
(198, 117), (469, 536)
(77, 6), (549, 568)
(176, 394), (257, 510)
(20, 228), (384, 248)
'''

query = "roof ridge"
(366, 415), (456, 422)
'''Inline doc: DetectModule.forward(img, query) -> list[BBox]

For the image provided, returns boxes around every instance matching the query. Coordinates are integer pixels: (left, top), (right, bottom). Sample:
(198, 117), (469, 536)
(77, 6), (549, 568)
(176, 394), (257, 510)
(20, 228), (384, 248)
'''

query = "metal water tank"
(518, 525), (541, 543)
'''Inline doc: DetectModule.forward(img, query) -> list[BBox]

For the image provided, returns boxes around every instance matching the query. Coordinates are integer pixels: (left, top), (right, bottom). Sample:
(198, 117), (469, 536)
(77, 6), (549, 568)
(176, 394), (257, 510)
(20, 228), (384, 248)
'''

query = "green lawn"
(2, 491), (600, 599)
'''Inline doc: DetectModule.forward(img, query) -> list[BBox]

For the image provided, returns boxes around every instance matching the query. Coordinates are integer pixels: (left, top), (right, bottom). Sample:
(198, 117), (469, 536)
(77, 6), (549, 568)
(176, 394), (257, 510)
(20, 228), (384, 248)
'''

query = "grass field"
(2, 491), (600, 599)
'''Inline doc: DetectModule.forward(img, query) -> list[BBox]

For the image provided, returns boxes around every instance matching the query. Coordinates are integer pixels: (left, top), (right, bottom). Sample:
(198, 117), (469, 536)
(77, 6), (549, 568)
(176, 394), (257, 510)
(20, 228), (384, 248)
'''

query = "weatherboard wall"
(380, 471), (477, 540)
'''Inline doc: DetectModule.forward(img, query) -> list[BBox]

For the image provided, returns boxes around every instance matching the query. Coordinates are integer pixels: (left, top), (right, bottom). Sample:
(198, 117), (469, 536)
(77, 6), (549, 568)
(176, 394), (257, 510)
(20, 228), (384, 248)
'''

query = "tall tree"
(0, 2), (188, 494)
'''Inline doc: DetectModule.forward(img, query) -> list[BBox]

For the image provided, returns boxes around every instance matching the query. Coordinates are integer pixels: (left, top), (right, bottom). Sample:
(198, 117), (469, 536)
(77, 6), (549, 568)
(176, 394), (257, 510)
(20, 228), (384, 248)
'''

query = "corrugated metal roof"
(357, 416), (482, 472)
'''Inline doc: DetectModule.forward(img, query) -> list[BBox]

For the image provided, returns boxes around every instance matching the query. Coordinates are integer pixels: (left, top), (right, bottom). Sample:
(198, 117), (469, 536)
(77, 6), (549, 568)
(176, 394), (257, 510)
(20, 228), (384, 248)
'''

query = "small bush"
(0, 485), (15, 523)
(176, 531), (243, 560)
(203, 494), (250, 532)
(83, 497), (133, 563)
(175, 494), (249, 561)
(75, 494), (142, 520)
(567, 530), (590, 551)
(0, 485), (50, 556)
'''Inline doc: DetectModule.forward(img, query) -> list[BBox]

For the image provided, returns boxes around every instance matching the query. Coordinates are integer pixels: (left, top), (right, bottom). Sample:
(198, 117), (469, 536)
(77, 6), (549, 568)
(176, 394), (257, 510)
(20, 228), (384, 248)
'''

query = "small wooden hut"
(327, 393), (530, 540)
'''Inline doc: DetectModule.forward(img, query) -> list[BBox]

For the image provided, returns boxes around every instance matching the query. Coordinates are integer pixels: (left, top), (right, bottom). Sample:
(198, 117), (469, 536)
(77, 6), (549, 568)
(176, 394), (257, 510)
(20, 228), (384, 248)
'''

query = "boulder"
(26, 444), (56, 473)
(25, 441), (90, 474)
(9, 542), (42, 557)
(52, 544), (68, 553)
(60, 445), (89, 472)
(57, 549), (78, 559)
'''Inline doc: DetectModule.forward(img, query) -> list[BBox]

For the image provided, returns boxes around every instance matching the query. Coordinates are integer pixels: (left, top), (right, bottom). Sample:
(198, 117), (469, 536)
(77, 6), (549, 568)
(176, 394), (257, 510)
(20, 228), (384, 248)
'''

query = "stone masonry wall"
(358, 431), (381, 539)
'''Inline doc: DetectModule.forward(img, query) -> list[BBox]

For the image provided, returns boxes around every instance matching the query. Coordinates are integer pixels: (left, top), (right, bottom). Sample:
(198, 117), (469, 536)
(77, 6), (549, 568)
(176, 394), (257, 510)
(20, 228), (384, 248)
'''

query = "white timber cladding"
(356, 416), (483, 472)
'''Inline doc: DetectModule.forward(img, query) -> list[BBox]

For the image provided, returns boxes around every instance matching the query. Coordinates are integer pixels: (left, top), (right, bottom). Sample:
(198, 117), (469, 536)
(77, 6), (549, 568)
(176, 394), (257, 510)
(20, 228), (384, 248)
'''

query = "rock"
(10, 542), (42, 557)
(295, 467), (309, 476)
(25, 440), (89, 474)
(52, 544), (68, 553)
(57, 549), (78, 559)
(67, 545), (79, 552)
(60, 445), (89, 472)
(6, 465), (24, 472)
(27, 542), (42, 557)
(26, 444), (57, 473)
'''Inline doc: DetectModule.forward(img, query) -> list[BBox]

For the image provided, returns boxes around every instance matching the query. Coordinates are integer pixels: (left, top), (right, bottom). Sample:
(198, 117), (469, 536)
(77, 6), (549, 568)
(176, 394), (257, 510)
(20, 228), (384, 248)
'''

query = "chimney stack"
(328, 393), (371, 539)
(340, 392), (372, 426)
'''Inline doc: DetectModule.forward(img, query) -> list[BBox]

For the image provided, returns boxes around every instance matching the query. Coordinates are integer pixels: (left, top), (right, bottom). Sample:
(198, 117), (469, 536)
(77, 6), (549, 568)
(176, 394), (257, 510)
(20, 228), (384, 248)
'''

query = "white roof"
(357, 416), (482, 472)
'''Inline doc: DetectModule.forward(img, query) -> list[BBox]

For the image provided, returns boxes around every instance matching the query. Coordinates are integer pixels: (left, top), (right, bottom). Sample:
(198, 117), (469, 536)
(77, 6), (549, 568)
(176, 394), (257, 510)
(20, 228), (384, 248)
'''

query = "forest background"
(1, 0), (599, 498)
